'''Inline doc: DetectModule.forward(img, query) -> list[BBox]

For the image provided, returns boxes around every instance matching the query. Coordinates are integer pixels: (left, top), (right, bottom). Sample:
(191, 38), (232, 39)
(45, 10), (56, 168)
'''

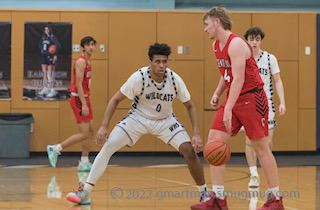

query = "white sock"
(84, 183), (93, 193)
(249, 166), (259, 177)
(212, 185), (224, 199)
(54, 144), (62, 152)
(197, 184), (207, 192)
(81, 156), (89, 164)
(268, 186), (280, 200)
(78, 173), (88, 183)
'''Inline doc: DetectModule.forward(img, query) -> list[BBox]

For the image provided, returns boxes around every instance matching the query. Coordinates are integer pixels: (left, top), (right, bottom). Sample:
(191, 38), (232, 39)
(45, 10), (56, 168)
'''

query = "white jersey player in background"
(66, 43), (210, 205)
(243, 27), (286, 191)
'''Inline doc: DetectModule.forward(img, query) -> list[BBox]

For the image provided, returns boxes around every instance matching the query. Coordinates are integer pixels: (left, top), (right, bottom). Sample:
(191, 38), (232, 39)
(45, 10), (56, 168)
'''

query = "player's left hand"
(191, 134), (203, 153)
(223, 108), (232, 133)
(279, 104), (286, 116)
(53, 55), (57, 62)
(95, 126), (109, 146)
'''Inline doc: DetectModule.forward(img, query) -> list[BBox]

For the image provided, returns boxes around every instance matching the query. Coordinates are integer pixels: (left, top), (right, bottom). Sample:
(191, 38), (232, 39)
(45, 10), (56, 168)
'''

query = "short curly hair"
(244, 27), (265, 40)
(148, 43), (171, 61)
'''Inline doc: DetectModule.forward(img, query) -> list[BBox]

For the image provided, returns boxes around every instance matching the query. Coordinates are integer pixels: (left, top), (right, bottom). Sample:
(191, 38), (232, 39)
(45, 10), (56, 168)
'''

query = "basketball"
(203, 141), (231, 166)
(48, 44), (56, 54)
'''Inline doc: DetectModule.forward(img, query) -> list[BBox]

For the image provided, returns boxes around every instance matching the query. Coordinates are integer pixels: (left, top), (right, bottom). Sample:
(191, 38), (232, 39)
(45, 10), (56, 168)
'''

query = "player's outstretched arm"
(273, 73), (286, 116)
(183, 100), (203, 153)
(95, 91), (127, 146)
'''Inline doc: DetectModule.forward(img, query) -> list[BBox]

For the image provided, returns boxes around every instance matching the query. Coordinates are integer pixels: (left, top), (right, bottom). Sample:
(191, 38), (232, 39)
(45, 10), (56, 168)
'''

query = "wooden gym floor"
(0, 154), (319, 210)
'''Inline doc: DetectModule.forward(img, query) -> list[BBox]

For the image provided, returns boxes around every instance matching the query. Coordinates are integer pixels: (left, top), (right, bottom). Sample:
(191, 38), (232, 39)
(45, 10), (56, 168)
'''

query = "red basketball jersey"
(70, 55), (92, 95)
(214, 33), (263, 95)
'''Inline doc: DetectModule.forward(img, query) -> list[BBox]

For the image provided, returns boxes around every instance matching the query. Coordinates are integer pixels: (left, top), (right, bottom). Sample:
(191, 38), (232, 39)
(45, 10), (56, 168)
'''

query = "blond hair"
(203, 6), (232, 30)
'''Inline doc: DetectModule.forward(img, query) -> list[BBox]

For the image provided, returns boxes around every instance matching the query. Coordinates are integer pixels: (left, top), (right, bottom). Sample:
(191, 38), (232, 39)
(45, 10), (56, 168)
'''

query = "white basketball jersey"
(256, 51), (280, 100)
(120, 67), (191, 120)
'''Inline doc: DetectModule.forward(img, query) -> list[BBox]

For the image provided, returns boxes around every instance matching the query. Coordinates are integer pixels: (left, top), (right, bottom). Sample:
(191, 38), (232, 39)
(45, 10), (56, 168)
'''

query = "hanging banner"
(0, 22), (11, 99)
(23, 22), (72, 100)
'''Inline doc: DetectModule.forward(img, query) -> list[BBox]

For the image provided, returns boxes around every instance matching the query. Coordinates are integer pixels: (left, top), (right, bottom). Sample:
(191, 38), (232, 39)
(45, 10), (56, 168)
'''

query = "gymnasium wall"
(0, 9), (316, 152)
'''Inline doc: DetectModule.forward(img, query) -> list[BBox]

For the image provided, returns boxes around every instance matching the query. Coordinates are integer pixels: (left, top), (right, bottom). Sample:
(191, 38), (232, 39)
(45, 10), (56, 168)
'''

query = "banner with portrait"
(0, 22), (11, 99)
(23, 22), (72, 100)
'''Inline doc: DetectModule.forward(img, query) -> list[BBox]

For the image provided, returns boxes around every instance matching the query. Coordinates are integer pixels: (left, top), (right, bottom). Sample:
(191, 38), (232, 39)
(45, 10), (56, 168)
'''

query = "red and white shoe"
(258, 196), (284, 210)
(190, 195), (228, 210)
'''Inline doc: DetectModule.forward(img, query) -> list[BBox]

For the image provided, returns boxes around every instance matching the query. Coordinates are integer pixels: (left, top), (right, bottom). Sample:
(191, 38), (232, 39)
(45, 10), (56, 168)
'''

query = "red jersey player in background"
(47, 36), (97, 176)
(191, 7), (284, 210)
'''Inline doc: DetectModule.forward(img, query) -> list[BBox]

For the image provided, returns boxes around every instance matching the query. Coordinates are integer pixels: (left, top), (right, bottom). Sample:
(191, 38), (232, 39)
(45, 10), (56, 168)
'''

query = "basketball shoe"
(199, 187), (212, 203)
(248, 175), (260, 187)
(191, 192), (228, 210)
(47, 88), (57, 98)
(257, 193), (284, 210)
(39, 87), (49, 95)
(47, 145), (61, 168)
(66, 182), (91, 205)
(77, 161), (93, 172)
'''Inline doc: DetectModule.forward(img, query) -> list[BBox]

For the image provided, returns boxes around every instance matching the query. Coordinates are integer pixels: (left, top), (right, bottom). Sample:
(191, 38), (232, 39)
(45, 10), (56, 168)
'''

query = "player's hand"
(95, 126), (109, 146)
(81, 104), (89, 116)
(53, 55), (57, 62)
(279, 104), (286, 116)
(210, 94), (220, 110)
(223, 108), (232, 133)
(191, 134), (203, 153)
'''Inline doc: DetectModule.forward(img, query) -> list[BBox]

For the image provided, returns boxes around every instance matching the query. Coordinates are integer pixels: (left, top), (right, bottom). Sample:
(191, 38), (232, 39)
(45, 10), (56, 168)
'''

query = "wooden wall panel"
(0, 9), (316, 152)
(0, 11), (11, 20)
(273, 61), (298, 151)
(299, 109), (316, 151)
(252, 13), (298, 61)
(0, 101), (11, 113)
(12, 109), (59, 151)
(157, 13), (204, 60)
(11, 11), (60, 109)
(229, 13), (252, 38)
(109, 12), (156, 109)
(298, 13), (317, 109)
(204, 13), (251, 110)
(60, 12), (109, 60)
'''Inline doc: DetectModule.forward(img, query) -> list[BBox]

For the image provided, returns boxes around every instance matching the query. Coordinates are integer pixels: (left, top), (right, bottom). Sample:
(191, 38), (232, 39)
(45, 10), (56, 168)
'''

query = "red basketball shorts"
(70, 95), (93, 123)
(211, 89), (269, 140)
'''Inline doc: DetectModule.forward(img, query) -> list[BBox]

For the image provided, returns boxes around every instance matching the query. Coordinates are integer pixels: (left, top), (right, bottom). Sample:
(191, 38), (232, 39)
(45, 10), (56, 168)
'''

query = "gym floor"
(0, 153), (319, 209)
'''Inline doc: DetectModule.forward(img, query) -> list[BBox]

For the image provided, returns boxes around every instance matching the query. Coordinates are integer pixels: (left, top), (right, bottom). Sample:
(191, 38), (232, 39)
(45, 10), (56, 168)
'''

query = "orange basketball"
(48, 44), (56, 54)
(203, 141), (231, 166)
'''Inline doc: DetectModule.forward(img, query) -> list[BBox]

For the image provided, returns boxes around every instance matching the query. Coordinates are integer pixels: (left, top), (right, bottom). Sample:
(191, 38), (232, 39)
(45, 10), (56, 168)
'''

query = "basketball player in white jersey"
(66, 43), (210, 205)
(243, 27), (286, 188)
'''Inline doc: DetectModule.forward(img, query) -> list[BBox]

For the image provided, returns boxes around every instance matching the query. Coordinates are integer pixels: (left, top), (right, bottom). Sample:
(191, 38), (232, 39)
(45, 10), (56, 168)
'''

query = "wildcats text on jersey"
(216, 59), (231, 68)
(145, 92), (174, 102)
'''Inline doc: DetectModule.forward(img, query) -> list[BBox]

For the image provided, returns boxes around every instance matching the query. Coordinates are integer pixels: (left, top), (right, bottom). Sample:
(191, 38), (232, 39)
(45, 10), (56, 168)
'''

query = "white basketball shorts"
(115, 110), (191, 150)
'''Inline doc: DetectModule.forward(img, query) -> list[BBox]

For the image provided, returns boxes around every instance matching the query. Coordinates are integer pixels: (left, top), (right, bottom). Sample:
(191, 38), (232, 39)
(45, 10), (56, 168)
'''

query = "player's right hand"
(95, 126), (109, 146)
(82, 104), (89, 116)
(210, 94), (219, 110)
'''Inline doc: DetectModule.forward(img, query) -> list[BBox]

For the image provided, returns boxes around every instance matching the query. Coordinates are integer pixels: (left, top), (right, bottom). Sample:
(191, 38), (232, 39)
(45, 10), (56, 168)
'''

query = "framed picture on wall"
(23, 22), (72, 100)
(0, 22), (11, 99)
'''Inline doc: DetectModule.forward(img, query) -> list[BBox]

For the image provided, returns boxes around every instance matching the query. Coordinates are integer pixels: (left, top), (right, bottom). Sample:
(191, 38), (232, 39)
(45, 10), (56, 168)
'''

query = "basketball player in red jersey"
(47, 36), (97, 174)
(191, 7), (284, 210)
